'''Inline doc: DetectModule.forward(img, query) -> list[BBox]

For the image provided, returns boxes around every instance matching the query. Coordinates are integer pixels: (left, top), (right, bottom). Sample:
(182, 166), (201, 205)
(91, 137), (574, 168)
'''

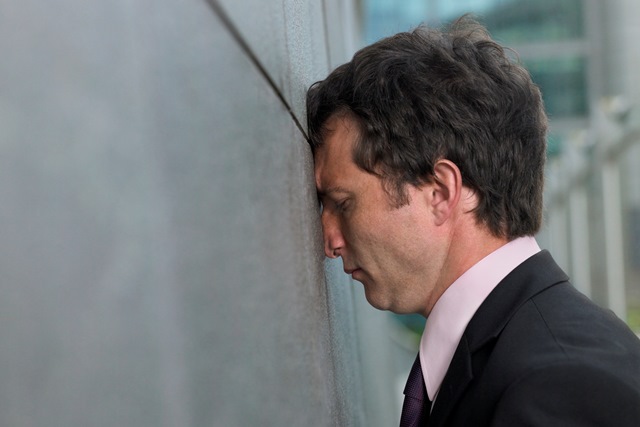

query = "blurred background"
(0, 1), (637, 426)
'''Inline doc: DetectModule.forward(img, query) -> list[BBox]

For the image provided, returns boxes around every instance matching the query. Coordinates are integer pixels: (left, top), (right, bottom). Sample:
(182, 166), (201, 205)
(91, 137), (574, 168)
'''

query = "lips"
(344, 267), (361, 275)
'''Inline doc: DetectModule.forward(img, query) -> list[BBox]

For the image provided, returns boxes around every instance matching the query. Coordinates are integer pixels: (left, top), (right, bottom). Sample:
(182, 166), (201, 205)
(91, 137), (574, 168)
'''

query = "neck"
(423, 221), (508, 317)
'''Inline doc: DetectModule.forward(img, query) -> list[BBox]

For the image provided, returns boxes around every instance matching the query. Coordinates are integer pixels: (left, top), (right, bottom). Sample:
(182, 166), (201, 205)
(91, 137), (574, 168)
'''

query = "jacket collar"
(427, 250), (569, 426)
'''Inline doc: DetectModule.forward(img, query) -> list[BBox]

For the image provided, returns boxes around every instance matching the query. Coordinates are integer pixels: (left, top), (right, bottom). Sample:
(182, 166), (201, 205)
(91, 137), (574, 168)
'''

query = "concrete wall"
(0, 1), (398, 426)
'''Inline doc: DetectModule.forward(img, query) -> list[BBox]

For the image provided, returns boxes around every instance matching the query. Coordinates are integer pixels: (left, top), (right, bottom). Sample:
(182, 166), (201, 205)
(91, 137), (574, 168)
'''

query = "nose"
(321, 210), (345, 258)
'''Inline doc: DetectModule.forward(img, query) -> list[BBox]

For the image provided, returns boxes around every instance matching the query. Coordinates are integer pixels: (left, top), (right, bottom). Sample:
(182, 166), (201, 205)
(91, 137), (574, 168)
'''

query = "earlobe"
(431, 160), (462, 226)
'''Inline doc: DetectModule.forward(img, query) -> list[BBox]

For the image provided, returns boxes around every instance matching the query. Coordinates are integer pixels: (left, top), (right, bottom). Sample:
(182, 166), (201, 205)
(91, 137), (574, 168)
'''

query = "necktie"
(399, 354), (431, 427)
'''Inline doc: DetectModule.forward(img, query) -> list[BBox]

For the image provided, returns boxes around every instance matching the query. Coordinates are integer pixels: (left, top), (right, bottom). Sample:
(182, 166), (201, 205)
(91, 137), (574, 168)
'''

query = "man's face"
(314, 114), (448, 316)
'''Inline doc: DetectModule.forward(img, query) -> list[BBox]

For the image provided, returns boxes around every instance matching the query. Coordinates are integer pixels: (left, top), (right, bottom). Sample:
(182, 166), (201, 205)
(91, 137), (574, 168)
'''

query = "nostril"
(324, 240), (333, 258)
(325, 240), (340, 258)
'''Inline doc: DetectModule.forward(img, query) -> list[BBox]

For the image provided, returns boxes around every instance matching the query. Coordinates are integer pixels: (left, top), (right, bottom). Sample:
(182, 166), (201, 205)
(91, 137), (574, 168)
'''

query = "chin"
(366, 293), (420, 315)
(363, 290), (393, 312)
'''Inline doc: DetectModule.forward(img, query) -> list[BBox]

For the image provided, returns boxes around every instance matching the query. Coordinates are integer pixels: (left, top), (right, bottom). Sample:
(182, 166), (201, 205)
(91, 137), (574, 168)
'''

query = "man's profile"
(307, 16), (640, 426)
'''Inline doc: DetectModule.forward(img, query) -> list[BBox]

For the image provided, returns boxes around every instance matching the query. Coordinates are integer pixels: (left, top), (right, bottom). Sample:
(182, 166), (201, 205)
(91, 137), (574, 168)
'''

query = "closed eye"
(335, 198), (350, 214)
(317, 187), (353, 215)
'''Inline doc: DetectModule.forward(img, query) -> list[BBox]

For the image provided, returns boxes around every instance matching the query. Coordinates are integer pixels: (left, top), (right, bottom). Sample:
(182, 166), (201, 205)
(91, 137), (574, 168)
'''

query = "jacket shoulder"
(450, 282), (640, 426)
(490, 362), (640, 426)
(488, 282), (640, 390)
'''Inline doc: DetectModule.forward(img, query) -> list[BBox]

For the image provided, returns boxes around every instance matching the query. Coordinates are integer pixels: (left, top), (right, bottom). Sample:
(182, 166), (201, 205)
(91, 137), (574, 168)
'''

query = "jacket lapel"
(428, 335), (473, 426)
(426, 250), (569, 426)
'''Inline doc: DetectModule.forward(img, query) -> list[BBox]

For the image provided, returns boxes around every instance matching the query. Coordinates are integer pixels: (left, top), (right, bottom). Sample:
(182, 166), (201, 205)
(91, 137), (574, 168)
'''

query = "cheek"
(346, 213), (386, 251)
(339, 217), (355, 245)
(340, 212), (371, 251)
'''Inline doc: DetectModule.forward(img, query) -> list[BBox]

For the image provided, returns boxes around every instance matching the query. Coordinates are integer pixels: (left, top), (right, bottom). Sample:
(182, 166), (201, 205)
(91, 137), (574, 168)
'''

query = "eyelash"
(335, 200), (348, 213)
(318, 198), (349, 215)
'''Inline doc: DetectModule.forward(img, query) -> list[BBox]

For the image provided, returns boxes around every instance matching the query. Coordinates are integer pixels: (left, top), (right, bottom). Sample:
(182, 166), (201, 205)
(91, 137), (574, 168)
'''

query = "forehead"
(313, 114), (360, 191)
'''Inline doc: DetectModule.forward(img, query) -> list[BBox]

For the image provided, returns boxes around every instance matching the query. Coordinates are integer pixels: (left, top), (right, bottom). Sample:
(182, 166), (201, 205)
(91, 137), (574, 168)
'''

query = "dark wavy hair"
(306, 16), (547, 239)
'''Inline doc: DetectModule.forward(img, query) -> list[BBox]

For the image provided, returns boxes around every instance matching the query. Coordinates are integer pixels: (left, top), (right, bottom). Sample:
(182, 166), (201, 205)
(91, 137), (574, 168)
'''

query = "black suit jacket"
(427, 250), (640, 426)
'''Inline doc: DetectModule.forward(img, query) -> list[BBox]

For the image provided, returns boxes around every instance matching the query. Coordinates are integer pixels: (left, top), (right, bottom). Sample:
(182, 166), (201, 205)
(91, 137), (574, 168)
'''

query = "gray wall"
(0, 1), (399, 426)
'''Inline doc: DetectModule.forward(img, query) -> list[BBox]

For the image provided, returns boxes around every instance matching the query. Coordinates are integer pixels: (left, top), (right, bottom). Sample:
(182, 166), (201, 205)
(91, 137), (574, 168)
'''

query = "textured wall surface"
(0, 1), (398, 426)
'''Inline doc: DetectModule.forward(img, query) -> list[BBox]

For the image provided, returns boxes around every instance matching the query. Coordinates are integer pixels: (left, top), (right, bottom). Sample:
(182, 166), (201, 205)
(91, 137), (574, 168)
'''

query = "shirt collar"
(419, 236), (541, 401)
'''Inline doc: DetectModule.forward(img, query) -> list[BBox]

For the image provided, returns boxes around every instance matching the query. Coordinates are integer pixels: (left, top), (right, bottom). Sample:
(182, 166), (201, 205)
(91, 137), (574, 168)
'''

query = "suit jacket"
(427, 250), (640, 426)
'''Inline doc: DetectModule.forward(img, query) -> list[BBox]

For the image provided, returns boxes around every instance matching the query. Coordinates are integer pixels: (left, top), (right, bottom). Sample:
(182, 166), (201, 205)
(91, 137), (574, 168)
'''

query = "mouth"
(344, 267), (361, 276)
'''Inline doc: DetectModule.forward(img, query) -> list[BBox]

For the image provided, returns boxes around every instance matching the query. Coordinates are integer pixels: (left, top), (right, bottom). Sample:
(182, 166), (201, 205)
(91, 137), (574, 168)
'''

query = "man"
(307, 16), (640, 426)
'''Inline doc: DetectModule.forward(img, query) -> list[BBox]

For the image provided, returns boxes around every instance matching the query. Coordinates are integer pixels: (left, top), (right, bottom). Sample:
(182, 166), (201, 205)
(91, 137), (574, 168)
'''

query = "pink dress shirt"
(419, 236), (541, 402)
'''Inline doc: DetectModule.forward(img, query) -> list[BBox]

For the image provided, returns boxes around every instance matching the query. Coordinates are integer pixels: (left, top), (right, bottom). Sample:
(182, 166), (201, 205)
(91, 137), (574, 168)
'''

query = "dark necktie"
(399, 354), (431, 427)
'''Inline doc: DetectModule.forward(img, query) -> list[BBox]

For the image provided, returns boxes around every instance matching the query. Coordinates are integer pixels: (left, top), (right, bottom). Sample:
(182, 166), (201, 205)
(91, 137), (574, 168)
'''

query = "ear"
(430, 159), (463, 226)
